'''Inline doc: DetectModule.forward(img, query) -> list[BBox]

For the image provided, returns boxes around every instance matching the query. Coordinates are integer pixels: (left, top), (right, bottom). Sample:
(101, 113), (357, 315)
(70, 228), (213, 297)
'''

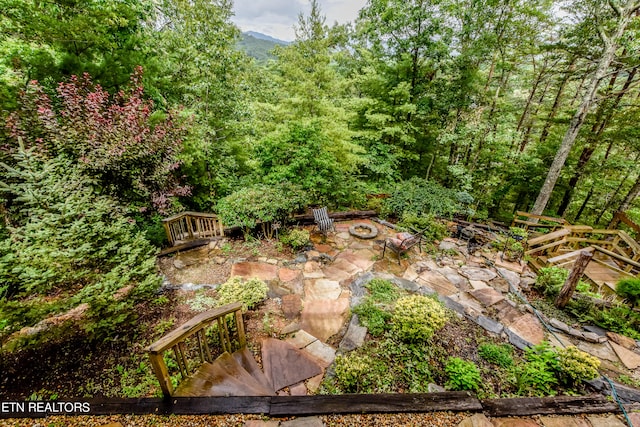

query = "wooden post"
(555, 250), (593, 308)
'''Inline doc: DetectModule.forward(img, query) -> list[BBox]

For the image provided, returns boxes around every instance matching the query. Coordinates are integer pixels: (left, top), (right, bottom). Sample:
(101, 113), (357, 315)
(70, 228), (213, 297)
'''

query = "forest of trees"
(1, 0), (640, 342)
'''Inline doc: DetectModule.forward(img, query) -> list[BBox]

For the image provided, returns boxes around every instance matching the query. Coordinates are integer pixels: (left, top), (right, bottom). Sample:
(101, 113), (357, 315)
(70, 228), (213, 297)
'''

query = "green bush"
(216, 277), (268, 311)
(445, 357), (482, 392)
(535, 267), (568, 297)
(279, 228), (310, 251)
(365, 279), (400, 303)
(616, 278), (640, 307)
(333, 354), (388, 393)
(353, 299), (392, 337)
(514, 342), (559, 396)
(391, 295), (448, 342)
(398, 212), (448, 242)
(557, 346), (600, 385)
(216, 182), (307, 237)
(382, 177), (472, 219)
(478, 343), (514, 368)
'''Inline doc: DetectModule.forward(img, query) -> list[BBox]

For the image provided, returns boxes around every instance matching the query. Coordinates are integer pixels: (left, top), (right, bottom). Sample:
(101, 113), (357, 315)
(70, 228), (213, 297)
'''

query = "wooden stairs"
(147, 303), (324, 398)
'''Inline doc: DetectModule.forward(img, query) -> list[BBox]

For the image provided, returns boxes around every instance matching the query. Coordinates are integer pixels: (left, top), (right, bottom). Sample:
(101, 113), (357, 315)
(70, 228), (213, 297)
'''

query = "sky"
(231, 0), (368, 42)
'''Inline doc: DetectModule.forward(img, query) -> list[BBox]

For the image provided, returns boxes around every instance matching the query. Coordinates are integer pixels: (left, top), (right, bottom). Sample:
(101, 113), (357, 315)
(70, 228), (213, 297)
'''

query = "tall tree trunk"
(574, 186), (594, 223)
(556, 66), (636, 216)
(619, 174), (640, 212)
(519, 76), (553, 152)
(530, 1), (639, 216)
(539, 58), (577, 146)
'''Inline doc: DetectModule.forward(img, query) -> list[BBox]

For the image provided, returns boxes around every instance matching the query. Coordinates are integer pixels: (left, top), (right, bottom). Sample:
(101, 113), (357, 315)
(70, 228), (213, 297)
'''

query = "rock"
(492, 418), (539, 427)
(457, 414), (493, 427)
(281, 322), (301, 335)
(538, 417), (591, 427)
(475, 315), (504, 335)
(469, 280), (489, 290)
(577, 341), (620, 363)
(439, 240), (459, 251)
(402, 264), (420, 281)
(282, 294), (303, 320)
(267, 258), (279, 265)
(294, 254), (308, 264)
(448, 292), (484, 319)
(581, 331), (602, 343)
(459, 267), (497, 282)
(508, 314), (545, 345)
(610, 341), (640, 370)
(607, 331), (638, 350)
(231, 262), (278, 281)
(437, 266), (469, 289)
(470, 287), (505, 306)
(389, 276), (421, 293)
(173, 258), (186, 269)
(339, 315), (368, 352)
(441, 296), (466, 317)
(280, 417), (324, 427)
(300, 298), (350, 342)
(304, 339), (336, 368)
(417, 270), (458, 296)
(519, 277), (536, 291)
(583, 324), (608, 337)
(428, 383), (446, 393)
(289, 382), (307, 396)
(213, 256), (226, 265)
(302, 261), (325, 279)
(306, 373), (324, 393)
(586, 415), (628, 427)
(496, 267), (521, 290)
(261, 338), (323, 392)
(245, 421), (279, 427)
(305, 279), (342, 301)
(549, 318), (571, 333)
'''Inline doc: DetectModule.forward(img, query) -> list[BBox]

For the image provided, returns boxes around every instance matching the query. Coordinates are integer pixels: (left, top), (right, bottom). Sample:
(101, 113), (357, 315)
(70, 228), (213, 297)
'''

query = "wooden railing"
(524, 225), (640, 276)
(146, 302), (246, 397)
(511, 211), (570, 234)
(609, 211), (640, 239)
(162, 211), (224, 246)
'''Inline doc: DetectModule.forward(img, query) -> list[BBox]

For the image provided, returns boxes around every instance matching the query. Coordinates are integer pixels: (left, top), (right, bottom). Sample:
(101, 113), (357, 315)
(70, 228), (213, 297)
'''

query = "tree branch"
(608, 0), (623, 17)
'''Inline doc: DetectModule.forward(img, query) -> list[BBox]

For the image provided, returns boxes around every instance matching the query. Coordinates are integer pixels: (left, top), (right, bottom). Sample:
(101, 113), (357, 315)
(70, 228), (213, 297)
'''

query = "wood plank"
(481, 395), (618, 417)
(525, 238), (567, 255)
(593, 246), (640, 269)
(269, 392), (482, 416)
(89, 397), (272, 415)
(514, 211), (569, 224)
(547, 247), (594, 264)
(527, 229), (570, 246)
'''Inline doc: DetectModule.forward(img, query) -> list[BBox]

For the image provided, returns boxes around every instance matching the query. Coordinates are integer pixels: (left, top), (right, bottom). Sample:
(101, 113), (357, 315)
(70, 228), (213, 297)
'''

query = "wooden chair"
(382, 227), (427, 264)
(312, 207), (335, 235)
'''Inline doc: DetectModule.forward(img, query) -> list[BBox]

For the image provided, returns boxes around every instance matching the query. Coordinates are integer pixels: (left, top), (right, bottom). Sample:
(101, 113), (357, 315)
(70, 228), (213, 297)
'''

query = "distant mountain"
(244, 31), (290, 46)
(237, 32), (290, 62)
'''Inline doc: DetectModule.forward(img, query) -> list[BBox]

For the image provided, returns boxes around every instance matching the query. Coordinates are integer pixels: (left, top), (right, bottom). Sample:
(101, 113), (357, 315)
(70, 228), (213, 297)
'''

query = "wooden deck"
(515, 212), (639, 293)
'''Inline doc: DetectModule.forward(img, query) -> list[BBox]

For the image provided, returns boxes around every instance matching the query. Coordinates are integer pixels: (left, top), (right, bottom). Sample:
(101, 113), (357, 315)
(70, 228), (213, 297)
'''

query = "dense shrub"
(445, 357), (482, 392)
(616, 278), (640, 307)
(391, 295), (448, 342)
(353, 299), (392, 337)
(217, 182), (307, 237)
(279, 229), (310, 251)
(0, 153), (160, 343)
(397, 212), (448, 242)
(216, 277), (268, 311)
(382, 177), (474, 219)
(535, 267), (568, 297)
(557, 346), (600, 385)
(478, 343), (514, 368)
(333, 354), (388, 393)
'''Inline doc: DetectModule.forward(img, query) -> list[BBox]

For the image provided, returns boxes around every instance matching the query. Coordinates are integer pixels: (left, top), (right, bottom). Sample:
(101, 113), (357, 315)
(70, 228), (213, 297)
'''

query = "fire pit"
(349, 223), (378, 239)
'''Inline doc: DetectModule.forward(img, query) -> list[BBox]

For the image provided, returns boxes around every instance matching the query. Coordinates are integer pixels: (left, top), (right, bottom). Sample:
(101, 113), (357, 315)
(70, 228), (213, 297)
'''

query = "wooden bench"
(146, 302), (247, 397)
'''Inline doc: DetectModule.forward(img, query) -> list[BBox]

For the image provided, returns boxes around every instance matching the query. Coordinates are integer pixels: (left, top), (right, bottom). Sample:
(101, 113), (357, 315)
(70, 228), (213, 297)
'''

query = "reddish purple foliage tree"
(6, 67), (189, 213)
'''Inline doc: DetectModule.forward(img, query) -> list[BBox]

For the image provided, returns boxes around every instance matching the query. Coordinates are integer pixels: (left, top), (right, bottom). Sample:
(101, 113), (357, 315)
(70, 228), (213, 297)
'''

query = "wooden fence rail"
(162, 211), (224, 247)
(146, 303), (246, 397)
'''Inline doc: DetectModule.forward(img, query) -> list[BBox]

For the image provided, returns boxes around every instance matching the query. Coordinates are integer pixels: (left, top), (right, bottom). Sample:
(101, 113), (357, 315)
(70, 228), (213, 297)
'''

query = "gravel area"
(0, 412), (471, 427)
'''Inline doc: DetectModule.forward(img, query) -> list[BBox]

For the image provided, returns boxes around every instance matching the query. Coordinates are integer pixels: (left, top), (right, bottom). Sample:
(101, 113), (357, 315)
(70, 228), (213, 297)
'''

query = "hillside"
(237, 32), (288, 62)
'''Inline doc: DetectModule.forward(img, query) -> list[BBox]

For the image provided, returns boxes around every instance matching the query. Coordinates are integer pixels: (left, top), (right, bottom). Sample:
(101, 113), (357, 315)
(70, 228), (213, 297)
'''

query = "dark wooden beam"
(481, 395), (618, 417)
(269, 392), (482, 416)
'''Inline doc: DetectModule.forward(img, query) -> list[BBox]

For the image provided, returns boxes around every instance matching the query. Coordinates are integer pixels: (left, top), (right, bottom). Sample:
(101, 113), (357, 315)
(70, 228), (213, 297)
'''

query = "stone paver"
(469, 280), (490, 290)
(261, 338), (323, 392)
(280, 417), (324, 427)
(417, 270), (458, 296)
(305, 279), (342, 301)
(285, 329), (318, 349)
(339, 315), (367, 352)
(230, 262), (278, 281)
(577, 341), (620, 363)
(610, 341), (640, 370)
(470, 287), (505, 306)
(289, 382), (307, 396)
(539, 416), (591, 427)
(282, 294), (303, 319)
(587, 415), (627, 427)
(300, 298), (350, 342)
(244, 421), (279, 427)
(506, 313), (545, 347)
(304, 339), (336, 367)
(492, 418), (540, 427)
(457, 413), (493, 427)
(303, 261), (325, 279)
(460, 266), (497, 281)
(496, 267), (521, 289)
(279, 267), (302, 283)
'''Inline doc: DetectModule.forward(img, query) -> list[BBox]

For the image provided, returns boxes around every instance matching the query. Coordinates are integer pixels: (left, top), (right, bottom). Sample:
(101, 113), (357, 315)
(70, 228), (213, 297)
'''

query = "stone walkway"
(168, 219), (640, 424)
